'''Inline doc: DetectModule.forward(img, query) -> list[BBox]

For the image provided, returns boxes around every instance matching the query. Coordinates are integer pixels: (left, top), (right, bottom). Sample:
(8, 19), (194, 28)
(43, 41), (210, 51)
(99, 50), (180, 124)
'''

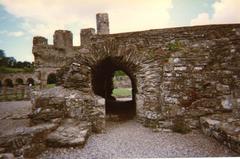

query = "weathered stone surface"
(0, 153), (15, 159)
(200, 114), (240, 153)
(186, 98), (222, 117)
(29, 13), (240, 153)
(46, 119), (91, 147)
(0, 123), (57, 158)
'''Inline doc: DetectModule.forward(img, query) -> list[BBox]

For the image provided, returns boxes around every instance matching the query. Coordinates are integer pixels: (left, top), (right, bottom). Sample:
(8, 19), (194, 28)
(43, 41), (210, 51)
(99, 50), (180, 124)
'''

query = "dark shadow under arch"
(16, 78), (24, 85)
(91, 57), (137, 119)
(27, 78), (35, 86)
(4, 79), (14, 87)
(47, 73), (57, 84)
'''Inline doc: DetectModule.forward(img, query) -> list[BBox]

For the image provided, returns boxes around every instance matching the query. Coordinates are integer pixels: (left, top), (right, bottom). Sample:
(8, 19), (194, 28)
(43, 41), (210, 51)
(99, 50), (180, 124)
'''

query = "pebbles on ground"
(0, 101), (237, 158)
(38, 120), (237, 159)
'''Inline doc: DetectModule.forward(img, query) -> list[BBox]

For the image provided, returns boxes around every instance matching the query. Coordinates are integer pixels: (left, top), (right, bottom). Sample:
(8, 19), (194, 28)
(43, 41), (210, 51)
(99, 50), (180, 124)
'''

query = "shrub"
(167, 41), (182, 52)
(172, 116), (191, 134)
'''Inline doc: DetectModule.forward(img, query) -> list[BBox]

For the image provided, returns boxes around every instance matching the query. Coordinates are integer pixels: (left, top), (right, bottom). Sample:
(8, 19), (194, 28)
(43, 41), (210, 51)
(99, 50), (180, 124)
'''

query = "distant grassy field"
(45, 84), (131, 97)
(0, 67), (34, 73)
(0, 93), (26, 101)
(112, 88), (132, 97)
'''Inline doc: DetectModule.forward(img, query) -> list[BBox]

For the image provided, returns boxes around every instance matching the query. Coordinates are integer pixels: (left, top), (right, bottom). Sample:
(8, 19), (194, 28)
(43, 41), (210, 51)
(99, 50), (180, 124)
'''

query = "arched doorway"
(27, 78), (35, 86)
(47, 73), (57, 88)
(91, 57), (137, 120)
(0, 80), (2, 94)
(15, 78), (24, 85)
(4, 79), (14, 87)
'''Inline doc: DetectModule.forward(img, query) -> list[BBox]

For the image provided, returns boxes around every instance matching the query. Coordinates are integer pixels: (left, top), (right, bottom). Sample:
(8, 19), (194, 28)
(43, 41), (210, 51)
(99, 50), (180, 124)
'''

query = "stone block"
(200, 114), (240, 153)
(46, 119), (91, 147)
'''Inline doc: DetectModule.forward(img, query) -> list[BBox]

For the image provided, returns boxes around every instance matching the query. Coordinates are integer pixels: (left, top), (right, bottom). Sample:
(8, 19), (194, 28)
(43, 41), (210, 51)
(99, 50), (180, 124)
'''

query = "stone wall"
(32, 19), (240, 129)
(30, 13), (240, 153)
(0, 72), (38, 86)
(78, 24), (240, 130)
(32, 30), (80, 88)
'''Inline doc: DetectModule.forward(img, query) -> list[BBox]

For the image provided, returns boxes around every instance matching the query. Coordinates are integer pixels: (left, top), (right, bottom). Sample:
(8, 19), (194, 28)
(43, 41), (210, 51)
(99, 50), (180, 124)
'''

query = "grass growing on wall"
(112, 88), (132, 98)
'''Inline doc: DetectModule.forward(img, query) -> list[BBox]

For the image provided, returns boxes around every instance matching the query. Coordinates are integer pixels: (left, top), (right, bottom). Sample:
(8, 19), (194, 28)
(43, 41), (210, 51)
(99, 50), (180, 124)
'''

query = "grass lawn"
(112, 88), (132, 98)
(0, 67), (34, 73)
(0, 93), (26, 101)
(47, 84), (56, 88)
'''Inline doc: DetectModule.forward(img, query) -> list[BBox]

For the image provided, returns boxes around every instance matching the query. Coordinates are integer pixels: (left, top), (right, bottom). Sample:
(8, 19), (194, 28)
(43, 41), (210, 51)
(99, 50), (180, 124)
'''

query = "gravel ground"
(0, 101), (238, 158)
(0, 101), (31, 135)
(0, 101), (31, 120)
(38, 120), (238, 158)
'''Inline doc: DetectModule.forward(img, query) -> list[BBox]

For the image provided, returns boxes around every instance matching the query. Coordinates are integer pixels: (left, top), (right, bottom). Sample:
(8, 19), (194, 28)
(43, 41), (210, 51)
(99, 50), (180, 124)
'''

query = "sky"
(0, 0), (240, 62)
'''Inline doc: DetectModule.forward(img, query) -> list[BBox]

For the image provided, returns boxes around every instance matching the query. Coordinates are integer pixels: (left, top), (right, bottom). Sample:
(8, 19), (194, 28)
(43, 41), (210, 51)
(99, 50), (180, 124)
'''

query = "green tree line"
(0, 49), (34, 73)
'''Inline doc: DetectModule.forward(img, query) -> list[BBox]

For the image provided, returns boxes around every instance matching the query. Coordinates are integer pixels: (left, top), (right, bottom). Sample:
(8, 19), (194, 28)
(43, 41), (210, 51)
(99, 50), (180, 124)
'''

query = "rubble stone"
(47, 119), (91, 147)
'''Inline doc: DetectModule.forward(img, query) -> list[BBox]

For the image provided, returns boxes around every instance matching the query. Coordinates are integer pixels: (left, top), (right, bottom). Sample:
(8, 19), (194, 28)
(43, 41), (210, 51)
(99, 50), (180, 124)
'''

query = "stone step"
(200, 114), (240, 154)
(0, 122), (58, 158)
(46, 119), (91, 148)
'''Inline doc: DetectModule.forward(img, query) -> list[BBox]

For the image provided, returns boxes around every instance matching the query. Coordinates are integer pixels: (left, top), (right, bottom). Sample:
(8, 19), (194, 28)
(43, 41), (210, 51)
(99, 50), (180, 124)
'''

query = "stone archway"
(4, 79), (14, 87)
(27, 78), (35, 86)
(0, 80), (2, 94)
(47, 73), (57, 84)
(15, 78), (24, 85)
(91, 56), (137, 120)
(31, 40), (164, 133)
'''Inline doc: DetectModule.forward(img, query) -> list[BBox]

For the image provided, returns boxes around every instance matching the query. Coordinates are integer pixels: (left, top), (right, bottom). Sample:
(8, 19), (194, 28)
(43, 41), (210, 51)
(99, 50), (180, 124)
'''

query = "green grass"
(0, 67), (34, 73)
(112, 88), (132, 98)
(167, 41), (182, 52)
(47, 84), (56, 88)
(0, 93), (26, 101)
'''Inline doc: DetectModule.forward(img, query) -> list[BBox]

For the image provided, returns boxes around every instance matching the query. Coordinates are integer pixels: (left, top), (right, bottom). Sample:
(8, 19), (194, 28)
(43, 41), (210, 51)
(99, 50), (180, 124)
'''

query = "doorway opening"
(4, 79), (14, 88)
(27, 78), (35, 86)
(15, 78), (24, 85)
(47, 73), (57, 88)
(91, 57), (137, 120)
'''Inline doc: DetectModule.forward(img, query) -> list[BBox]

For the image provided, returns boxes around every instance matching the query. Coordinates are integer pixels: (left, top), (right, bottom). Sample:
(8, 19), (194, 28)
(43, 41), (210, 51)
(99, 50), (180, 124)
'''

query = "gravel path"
(0, 101), (31, 135)
(0, 101), (31, 120)
(38, 120), (237, 158)
(0, 101), (237, 158)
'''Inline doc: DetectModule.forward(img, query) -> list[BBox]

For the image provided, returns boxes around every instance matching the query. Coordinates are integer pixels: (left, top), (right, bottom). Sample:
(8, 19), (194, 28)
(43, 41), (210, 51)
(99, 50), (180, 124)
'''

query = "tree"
(0, 49), (33, 69)
(7, 57), (16, 67)
(0, 49), (5, 58)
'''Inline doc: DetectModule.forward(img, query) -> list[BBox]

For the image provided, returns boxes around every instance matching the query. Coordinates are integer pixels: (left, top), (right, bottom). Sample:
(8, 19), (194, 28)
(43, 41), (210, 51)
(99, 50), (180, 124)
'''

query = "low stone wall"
(200, 113), (240, 153)
(30, 86), (105, 133)
(113, 76), (132, 88)
(0, 86), (33, 101)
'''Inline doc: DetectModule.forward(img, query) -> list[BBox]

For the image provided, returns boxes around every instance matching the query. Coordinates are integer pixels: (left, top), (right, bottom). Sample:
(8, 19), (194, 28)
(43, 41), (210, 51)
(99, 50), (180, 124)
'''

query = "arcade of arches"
(0, 75), (37, 101)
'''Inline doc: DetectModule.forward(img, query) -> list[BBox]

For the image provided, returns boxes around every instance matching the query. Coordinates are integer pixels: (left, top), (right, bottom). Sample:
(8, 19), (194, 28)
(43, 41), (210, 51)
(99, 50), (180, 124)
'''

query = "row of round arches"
(0, 73), (57, 88)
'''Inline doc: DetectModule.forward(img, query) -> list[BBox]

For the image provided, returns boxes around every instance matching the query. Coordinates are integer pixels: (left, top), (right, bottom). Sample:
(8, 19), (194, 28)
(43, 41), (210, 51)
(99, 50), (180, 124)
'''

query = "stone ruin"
(1, 13), (240, 158)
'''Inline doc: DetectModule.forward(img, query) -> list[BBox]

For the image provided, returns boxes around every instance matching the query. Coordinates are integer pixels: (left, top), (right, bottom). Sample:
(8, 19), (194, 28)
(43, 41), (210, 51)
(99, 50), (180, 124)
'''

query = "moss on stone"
(172, 116), (191, 134)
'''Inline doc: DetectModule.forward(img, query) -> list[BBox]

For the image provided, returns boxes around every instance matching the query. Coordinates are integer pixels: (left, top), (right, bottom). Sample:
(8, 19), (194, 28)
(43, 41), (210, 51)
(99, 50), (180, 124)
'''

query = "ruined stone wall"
(32, 20), (240, 131)
(32, 31), (80, 88)
(82, 24), (240, 129)
(0, 72), (38, 85)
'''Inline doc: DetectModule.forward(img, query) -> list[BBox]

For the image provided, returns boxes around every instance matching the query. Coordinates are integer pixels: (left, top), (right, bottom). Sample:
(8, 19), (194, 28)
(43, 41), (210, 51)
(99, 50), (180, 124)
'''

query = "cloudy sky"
(0, 0), (240, 62)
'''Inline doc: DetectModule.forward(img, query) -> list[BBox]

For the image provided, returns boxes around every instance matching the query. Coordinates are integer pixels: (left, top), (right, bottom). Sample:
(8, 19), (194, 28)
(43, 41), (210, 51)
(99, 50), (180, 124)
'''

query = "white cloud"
(0, 0), (173, 45)
(0, 30), (24, 37)
(191, 0), (240, 26)
(7, 31), (24, 37)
